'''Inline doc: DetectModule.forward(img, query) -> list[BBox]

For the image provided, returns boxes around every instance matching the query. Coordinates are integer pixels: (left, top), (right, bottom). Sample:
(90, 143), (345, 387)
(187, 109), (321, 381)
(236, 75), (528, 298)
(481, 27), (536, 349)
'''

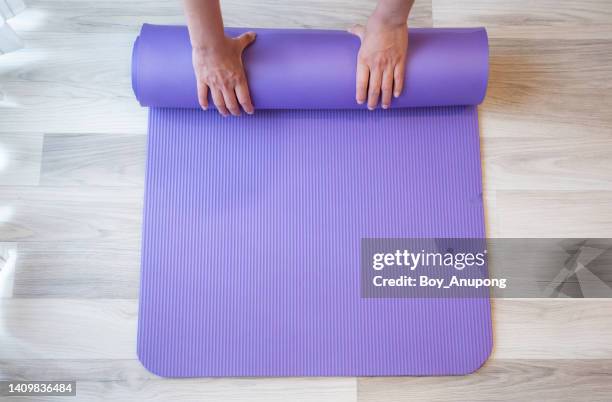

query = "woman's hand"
(192, 32), (256, 116)
(350, 14), (408, 110)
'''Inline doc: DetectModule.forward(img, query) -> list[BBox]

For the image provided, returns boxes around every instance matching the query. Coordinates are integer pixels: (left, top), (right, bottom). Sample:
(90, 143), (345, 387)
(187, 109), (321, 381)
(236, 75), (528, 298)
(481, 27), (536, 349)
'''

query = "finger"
(211, 88), (229, 116)
(235, 80), (254, 114)
(197, 81), (209, 110)
(367, 68), (382, 110)
(348, 24), (365, 41)
(222, 86), (241, 116)
(381, 67), (394, 109)
(237, 31), (256, 50)
(393, 61), (406, 98)
(356, 61), (369, 105)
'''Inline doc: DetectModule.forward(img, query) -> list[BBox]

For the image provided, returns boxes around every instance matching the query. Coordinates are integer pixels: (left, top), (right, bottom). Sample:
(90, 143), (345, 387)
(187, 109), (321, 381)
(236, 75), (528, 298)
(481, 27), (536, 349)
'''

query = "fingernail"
(394, 92), (400, 98)
(357, 99), (364, 104)
(382, 104), (389, 109)
(368, 106), (375, 111)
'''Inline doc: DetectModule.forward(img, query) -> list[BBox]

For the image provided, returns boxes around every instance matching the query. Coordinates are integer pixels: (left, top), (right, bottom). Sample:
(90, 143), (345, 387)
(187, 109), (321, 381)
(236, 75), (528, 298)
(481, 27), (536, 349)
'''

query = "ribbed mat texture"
(138, 106), (492, 377)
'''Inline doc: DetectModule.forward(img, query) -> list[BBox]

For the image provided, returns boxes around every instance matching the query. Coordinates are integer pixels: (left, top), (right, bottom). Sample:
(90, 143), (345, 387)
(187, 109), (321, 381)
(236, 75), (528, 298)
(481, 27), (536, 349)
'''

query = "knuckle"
(227, 70), (241, 82)
(373, 56), (387, 68)
(208, 75), (222, 87)
(208, 71), (239, 88)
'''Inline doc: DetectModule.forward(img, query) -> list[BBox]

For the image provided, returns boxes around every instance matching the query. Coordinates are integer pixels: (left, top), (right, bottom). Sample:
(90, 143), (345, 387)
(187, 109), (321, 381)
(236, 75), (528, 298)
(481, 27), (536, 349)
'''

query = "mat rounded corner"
(461, 338), (493, 375)
(137, 349), (175, 378)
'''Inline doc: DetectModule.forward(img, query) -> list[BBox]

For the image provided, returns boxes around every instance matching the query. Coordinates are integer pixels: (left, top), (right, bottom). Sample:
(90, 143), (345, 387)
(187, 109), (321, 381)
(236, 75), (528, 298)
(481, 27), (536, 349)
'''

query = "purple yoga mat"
(134, 24), (492, 377)
(133, 24), (489, 109)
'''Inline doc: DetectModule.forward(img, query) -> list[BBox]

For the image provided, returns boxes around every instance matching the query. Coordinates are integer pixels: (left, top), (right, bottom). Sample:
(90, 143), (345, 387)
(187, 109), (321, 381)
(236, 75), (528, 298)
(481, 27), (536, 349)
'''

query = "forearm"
(371, 0), (414, 26)
(184, 0), (226, 50)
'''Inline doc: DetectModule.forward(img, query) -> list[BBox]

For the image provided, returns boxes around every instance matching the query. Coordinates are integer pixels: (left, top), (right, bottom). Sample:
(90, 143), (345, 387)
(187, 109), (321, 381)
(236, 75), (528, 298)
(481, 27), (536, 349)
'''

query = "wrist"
(192, 38), (227, 54)
(369, 7), (408, 28)
(190, 29), (231, 54)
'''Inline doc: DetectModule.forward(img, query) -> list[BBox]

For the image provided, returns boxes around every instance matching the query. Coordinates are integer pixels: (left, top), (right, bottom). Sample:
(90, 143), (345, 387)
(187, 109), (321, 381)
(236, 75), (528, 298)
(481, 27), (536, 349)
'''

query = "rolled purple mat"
(132, 24), (489, 109)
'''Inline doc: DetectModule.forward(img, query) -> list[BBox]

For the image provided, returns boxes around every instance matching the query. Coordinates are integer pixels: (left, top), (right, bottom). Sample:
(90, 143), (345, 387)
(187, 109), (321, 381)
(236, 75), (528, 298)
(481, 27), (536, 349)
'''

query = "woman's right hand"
(192, 31), (256, 116)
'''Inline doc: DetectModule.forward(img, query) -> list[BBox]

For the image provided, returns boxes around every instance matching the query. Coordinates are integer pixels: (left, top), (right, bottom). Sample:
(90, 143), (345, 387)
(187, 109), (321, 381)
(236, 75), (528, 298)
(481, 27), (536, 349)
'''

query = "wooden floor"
(1, 0), (611, 400)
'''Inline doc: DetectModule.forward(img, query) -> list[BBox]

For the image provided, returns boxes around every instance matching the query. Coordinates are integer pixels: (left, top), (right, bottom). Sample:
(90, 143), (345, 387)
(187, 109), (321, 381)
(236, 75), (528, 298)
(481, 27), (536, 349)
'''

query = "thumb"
(348, 24), (365, 41)
(237, 31), (256, 49)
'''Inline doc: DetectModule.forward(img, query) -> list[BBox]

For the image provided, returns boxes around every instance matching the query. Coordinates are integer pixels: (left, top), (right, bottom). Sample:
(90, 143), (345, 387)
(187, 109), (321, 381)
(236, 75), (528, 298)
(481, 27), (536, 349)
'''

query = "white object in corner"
(0, 16), (23, 54)
(0, 0), (26, 20)
(0, 248), (17, 298)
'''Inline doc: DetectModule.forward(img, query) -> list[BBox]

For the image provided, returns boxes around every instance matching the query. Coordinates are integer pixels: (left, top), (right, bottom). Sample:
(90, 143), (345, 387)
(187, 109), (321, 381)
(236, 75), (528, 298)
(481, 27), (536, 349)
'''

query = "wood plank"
(0, 33), (141, 135)
(0, 133), (43, 186)
(40, 133), (145, 187)
(0, 32), (135, 101)
(433, 0), (612, 31)
(492, 299), (612, 359)
(478, 25), (612, 40)
(0, 186), (143, 242)
(482, 136), (612, 191)
(483, 191), (501, 237)
(12, 241), (140, 299)
(480, 37), (612, 140)
(358, 359), (612, 402)
(487, 38), (612, 91)
(0, 95), (147, 135)
(0, 299), (137, 359)
(493, 190), (612, 238)
(480, 88), (612, 140)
